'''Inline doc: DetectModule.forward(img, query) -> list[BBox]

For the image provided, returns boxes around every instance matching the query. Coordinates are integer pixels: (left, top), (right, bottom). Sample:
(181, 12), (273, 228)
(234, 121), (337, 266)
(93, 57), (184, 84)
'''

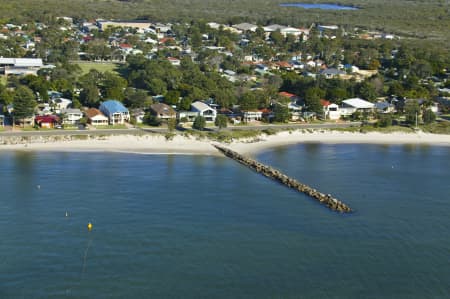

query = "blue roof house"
(99, 100), (130, 125)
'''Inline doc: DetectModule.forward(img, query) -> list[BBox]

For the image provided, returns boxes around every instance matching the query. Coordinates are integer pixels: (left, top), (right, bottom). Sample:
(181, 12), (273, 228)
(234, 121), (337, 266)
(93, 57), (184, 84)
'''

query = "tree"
(79, 84), (100, 107)
(239, 91), (259, 110)
(124, 88), (152, 108)
(378, 114), (393, 127)
(148, 78), (167, 95)
(179, 98), (192, 111)
(357, 81), (377, 102)
(0, 84), (14, 106)
(167, 117), (177, 132)
(164, 90), (180, 106)
(270, 31), (284, 48)
(273, 104), (290, 123)
(102, 72), (127, 100)
(215, 114), (228, 130)
(193, 115), (206, 130)
(13, 86), (36, 125)
(422, 109), (436, 124)
(304, 87), (324, 114)
(404, 99), (420, 125)
(144, 113), (161, 126)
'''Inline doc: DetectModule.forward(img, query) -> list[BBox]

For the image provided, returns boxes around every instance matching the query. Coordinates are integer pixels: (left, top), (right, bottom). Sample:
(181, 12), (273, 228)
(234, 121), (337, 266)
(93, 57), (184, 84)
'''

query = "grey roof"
(264, 24), (287, 32)
(343, 98), (375, 109)
(61, 108), (82, 114)
(191, 101), (214, 112)
(320, 68), (345, 75)
(0, 58), (43, 67)
(232, 23), (258, 31)
(150, 103), (175, 116)
(374, 102), (392, 110)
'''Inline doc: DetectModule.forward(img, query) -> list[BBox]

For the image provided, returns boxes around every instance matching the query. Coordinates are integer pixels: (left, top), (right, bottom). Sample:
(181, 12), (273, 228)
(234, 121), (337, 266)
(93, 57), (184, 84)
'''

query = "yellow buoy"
(87, 222), (93, 231)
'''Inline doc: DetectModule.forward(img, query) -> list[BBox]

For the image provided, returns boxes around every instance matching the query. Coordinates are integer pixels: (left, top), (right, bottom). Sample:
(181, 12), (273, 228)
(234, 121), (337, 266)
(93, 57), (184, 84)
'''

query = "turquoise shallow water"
(0, 144), (449, 298)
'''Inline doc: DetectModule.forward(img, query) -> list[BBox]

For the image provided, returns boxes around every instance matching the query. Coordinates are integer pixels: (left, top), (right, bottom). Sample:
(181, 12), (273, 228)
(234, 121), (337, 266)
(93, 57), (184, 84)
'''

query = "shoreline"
(0, 130), (449, 155)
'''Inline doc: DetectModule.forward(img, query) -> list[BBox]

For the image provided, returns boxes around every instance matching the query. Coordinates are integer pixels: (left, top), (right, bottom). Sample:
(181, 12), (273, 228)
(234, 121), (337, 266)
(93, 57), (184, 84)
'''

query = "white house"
(0, 58), (44, 76)
(52, 98), (72, 112)
(341, 98), (375, 116)
(86, 108), (109, 126)
(191, 101), (217, 122)
(177, 111), (198, 122)
(242, 111), (263, 122)
(61, 108), (83, 125)
(167, 57), (180, 66)
(325, 103), (341, 120)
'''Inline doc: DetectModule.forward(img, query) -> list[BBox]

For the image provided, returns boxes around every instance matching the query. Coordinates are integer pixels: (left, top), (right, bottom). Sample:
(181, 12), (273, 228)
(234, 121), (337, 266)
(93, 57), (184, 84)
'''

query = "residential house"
(35, 115), (60, 128)
(86, 108), (109, 126)
(263, 24), (286, 36)
(167, 57), (180, 66)
(61, 108), (83, 125)
(0, 58), (44, 76)
(150, 103), (176, 121)
(52, 98), (72, 112)
(36, 103), (52, 115)
(97, 20), (152, 31)
(99, 100), (130, 125)
(232, 23), (258, 33)
(177, 111), (198, 122)
(242, 110), (263, 122)
(288, 102), (303, 121)
(320, 68), (346, 79)
(374, 101), (396, 114)
(321, 100), (341, 120)
(130, 108), (146, 124)
(279, 91), (301, 104)
(222, 69), (237, 82)
(340, 98), (375, 117)
(191, 101), (216, 122)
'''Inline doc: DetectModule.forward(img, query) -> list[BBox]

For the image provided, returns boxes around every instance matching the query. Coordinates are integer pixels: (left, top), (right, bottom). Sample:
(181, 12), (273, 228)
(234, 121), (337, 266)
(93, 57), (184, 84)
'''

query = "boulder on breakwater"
(214, 144), (352, 213)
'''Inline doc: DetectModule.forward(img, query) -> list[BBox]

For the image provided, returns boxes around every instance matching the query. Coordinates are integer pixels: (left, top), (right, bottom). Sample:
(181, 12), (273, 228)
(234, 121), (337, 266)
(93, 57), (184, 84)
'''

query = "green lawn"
(75, 62), (121, 75)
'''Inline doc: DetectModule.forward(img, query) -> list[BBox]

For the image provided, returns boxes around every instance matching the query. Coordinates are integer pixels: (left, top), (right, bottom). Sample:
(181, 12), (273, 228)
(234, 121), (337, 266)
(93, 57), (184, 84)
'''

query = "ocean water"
(0, 144), (449, 298)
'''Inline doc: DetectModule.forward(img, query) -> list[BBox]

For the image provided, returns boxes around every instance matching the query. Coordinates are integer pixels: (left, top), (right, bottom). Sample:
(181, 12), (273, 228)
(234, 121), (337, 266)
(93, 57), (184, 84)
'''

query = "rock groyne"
(214, 144), (352, 213)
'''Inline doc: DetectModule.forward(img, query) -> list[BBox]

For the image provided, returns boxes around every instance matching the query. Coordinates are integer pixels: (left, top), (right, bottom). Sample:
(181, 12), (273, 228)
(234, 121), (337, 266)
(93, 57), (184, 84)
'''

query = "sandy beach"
(1, 130), (450, 155)
(227, 130), (450, 155)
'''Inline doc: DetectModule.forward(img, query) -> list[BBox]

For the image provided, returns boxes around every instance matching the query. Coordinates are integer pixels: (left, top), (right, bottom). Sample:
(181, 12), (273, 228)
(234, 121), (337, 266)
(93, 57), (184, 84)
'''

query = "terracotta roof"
(119, 43), (132, 48)
(277, 61), (292, 68)
(279, 91), (296, 98)
(259, 108), (272, 114)
(86, 108), (104, 118)
(320, 99), (331, 107)
(159, 37), (174, 44)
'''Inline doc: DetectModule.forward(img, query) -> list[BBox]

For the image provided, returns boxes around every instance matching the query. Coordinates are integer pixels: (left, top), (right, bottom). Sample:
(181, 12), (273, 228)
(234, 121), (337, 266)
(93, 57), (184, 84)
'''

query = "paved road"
(0, 122), (361, 137)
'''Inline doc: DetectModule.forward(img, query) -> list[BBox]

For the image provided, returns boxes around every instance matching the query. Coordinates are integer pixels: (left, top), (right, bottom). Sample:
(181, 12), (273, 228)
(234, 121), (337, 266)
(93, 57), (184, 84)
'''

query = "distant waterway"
(1, 143), (449, 298)
(280, 3), (359, 10)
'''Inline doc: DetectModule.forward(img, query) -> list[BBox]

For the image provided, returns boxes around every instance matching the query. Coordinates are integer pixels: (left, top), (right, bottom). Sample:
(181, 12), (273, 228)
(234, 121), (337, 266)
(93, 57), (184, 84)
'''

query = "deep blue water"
(280, 3), (359, 10)
(0, 144), (449, 298)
